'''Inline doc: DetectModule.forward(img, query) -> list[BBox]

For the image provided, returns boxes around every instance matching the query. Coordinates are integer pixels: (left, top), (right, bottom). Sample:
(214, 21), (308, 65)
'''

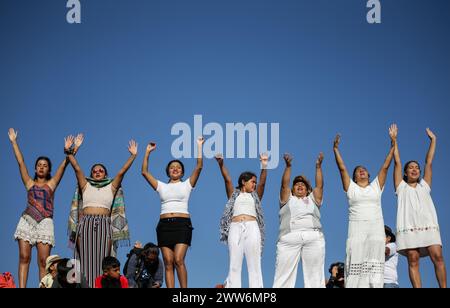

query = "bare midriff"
(82, 207), (111, 216)
(232, 214), (257, 223)
(160, 212), (191, 219)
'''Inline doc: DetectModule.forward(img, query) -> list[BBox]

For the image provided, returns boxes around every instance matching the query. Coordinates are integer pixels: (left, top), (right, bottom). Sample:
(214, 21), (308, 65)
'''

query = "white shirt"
(233, 193), (257, 218)
(82, 183), (115, 210)
(384, 242), (399, 284)
(347, 177), (383, 221)
(278, 193), (322, 238)
(157, 179), (193, 215)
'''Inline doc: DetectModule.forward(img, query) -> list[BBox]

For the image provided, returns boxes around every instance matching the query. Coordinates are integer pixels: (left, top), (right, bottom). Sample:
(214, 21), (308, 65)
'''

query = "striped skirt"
(76, 215), (113, 288)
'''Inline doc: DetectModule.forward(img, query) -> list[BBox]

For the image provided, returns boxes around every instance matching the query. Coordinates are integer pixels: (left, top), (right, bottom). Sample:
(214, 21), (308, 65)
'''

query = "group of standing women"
(8, 124), (446, 288)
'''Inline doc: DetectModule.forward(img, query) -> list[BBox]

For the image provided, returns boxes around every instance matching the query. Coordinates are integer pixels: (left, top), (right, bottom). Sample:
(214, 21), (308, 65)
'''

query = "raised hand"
(64, 135), (75, 151)
(426, 128), (436, 141)
(333, 134), (341, 150)
(389, 124), (398, 143)
(74, 133), (84, 148)
(146, 142), (157, 153)
(283, 153), (293, 167)
(260, 153), (269, 168)
(316, 152), (324, 166)
(215, 153), (224, 166)
(128, 140), (138, 156)
(197, 136), (205, 146)
(8, 128), (18, 143)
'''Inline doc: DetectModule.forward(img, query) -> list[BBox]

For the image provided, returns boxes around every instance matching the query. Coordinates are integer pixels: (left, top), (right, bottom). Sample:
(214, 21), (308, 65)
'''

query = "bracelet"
(64, 148), (75, 155)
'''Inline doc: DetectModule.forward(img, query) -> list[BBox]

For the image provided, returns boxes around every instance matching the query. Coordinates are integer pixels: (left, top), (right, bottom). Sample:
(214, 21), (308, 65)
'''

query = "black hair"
(403, 160), (421, 183)
(142, 243), (160, 275)
(102, 256), (120, 272)
(352, 165), (370, 183)
(292, 175), (313, 194)
(237, 171), (257, 189)
(34, 156), (52, 181)
(90, 163), (109, 178)
(143, 243), (160, 257)
(166, 160), (185, 178)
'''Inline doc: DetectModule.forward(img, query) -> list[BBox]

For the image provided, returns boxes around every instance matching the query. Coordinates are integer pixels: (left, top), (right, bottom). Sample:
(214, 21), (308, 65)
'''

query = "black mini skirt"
(156, 217), (193, 248)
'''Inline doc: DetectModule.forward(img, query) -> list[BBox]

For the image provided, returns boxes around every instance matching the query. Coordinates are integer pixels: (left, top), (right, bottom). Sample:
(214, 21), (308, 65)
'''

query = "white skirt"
(345, 219), (385, 288)
(14, 214), (55, 247)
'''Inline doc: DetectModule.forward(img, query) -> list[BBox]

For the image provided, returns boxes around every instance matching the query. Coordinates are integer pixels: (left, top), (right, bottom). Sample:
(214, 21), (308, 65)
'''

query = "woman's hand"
(389, 124), (398, 143)
(283, 153), (293, 167)
(64, 135), (75, 152)
(128, 140), (138, 156)
(333, 134), (341, 150)
(215, 153), (224, 166)
(8, 128), (18, 143)
(260, 153), (269, 169)
(426, 128), (436, 141)
(316, 152), (324, 167)
(146, 142), (157, 154)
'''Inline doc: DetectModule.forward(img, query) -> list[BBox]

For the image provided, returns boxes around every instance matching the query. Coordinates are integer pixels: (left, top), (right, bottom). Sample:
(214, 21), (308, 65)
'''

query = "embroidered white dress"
(396, 180), (442, 257)
(345, 177), (385, 288)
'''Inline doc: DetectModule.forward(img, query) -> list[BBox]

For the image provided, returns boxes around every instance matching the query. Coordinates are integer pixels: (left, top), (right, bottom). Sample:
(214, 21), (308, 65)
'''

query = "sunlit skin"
(35, 160), (50, 181)
(292, 182), (308, 199)
(354, 166), (370, 186)
(404, 162), (421, 185)
(168, 162), (184, 183)
(91, 166), (107, 181)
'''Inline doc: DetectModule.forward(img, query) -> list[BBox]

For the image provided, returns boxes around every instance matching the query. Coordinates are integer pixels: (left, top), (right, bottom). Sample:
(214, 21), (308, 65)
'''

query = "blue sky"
(1, 0), (449, 288)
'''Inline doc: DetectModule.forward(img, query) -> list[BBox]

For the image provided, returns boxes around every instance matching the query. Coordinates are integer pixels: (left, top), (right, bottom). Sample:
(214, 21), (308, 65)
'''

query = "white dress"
(345, 177), (385, 288)
(396, 179), (442, 257)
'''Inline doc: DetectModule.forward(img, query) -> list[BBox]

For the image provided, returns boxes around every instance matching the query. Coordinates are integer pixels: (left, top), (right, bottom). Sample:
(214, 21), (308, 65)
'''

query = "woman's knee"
(174, 257), (185, 268)
(19, 251), (31, 265)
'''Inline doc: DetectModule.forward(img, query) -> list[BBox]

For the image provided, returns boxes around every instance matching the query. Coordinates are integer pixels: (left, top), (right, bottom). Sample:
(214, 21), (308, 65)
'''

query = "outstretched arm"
(48, 134), (84, 191)
(257, 153), (268, 200)
(280, 154), (292, 206)
(141, 142), (159, 191)
(392, 125), (402, 190)
(424, 128), (436, 187)
(8, 128), (33, 190)
(377, 125), (396, 190)
(111, 140), (138, 192)
(333, 135), (351, 192)
(215, 154), (234, 199)
(189, 137), (204, 188)
(313, 152), (324, 206)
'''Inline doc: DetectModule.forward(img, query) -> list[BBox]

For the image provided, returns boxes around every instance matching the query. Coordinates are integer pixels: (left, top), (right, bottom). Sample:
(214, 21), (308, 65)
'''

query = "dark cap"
(385, 225), (396, 243)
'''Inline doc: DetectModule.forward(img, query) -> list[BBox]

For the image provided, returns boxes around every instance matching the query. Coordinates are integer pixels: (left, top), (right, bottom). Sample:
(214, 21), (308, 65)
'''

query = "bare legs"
(161, 244), (189, 288)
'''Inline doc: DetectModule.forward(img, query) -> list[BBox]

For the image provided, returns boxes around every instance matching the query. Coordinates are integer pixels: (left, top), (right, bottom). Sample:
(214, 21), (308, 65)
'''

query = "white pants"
(225, 221), (263, 288)
(273, 230), (325, 288)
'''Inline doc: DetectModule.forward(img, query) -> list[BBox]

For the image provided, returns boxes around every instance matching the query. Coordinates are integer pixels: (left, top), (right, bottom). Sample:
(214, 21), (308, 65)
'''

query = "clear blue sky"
(1, 0), (449, 288)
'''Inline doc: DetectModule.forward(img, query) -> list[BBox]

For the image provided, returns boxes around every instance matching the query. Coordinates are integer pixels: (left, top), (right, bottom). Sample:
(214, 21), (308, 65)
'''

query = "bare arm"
(424, 128), (436, 187)
(280, 154), (292, 206)
(215, 154), (234, 199)
(141, 142), (158, 191)
(313, 152), (324, 206)
(48, 134), (84, 191)
(333, 135), (351, 192)
(8, 129), (33, 190)
(67, 154), (88, 191)
(377, 125), (397, 190)
(111, 140), (138, 193)
(189, 137), (204, 188)
(257, 153), (269, 200)
(391, 125), (402, 190)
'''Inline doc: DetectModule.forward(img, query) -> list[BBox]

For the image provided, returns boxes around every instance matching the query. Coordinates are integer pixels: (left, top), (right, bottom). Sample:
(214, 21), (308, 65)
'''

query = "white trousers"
(273, 230), (325, 288)
(225, 221), (263, 288)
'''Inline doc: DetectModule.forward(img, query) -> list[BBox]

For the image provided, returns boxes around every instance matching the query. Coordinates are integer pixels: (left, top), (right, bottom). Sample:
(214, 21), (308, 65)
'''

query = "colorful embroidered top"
(23, 184), (54, 223)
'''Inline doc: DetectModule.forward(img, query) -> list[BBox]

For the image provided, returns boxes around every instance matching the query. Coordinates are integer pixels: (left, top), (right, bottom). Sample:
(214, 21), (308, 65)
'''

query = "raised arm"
(313, 152), (324, 206)
(48, 134), (84, 191)
(8, 128), (33, 190)
(215, 154), (234, 199)
(377, 125), (396, 190)
(424, 128), (436, 187)
(333, 134), (351, 192)
(141, 142), (158, 191)
(189, 137), (204, 188)
(280, 154), (292, 206)
(111, 140), (138, 192)
(257, 153), (268, 200)
(67, 135), (88, 191)
(391, 125), (402, 190)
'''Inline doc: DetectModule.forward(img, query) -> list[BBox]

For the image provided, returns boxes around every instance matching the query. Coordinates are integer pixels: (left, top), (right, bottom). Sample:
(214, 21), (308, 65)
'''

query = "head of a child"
(102, 256), (121, 280)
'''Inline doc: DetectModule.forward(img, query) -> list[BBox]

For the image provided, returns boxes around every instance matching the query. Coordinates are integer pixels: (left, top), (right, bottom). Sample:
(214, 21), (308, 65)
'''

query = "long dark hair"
(403, 160), (421, 183)
(237, 171), (257, 189)
(142, 243), (160, 275)
(34, 157), (52, 181)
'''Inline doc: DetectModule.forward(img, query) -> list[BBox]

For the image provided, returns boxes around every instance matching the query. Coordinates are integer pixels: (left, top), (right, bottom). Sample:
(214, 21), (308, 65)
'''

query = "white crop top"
(157, 179), (193, 215)
(82, 183), (115, 210)
(233, 193), (257, 218)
